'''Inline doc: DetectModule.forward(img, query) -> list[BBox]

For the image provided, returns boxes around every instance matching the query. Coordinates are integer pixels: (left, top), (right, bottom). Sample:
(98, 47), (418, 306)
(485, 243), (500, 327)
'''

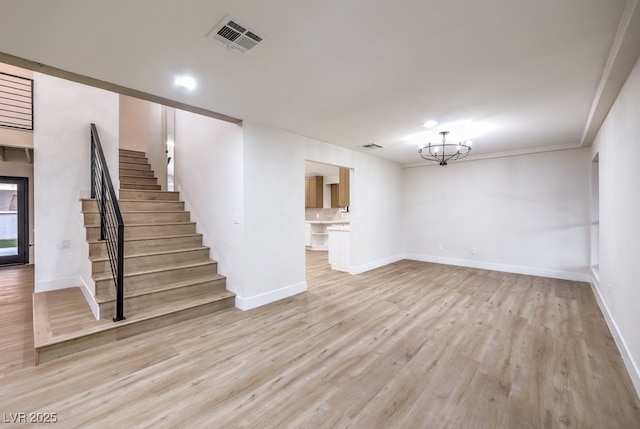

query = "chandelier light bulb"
(417, 130), (472, 166)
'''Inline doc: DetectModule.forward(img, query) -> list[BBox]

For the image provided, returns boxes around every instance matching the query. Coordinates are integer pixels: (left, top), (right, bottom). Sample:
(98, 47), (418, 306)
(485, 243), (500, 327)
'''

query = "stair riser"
(95, 263), (219, 296)
(83, 199), (184, 212)
(86, 223), (196, 240)
(120, 176), (158, 185)
(92, 247), (210, 274)
(84, 211), (190, 224)
(120, 184), (162, 191)
(119, 156), (149, 165)
(120, 168), (155, 178)
(98, 278), (227, 318)
(118, 149), (146, 158)
(90, 235), (203, 257)
(119, 190), (180, 201)
(120, 162), (151, 171)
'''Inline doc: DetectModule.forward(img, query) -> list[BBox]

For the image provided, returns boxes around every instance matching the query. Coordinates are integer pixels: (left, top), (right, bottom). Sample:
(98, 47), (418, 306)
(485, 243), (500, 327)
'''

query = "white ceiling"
(1, 0), (639, 166)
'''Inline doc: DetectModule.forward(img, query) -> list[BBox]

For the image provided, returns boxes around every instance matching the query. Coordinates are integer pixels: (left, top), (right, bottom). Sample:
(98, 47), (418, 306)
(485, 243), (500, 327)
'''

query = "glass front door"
(0, 177), (28, 265)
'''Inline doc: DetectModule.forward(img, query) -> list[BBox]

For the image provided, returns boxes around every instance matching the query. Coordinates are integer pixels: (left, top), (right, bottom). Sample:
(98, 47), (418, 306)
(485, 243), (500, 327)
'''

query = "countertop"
(327, 225), (350, 232)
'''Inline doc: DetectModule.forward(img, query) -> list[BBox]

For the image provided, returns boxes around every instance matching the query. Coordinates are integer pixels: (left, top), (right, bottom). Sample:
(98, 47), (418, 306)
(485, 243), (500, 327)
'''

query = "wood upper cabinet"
(330, 184), (340, 208)
(305, 176), (323, 208)
(338, 167), (350, 207)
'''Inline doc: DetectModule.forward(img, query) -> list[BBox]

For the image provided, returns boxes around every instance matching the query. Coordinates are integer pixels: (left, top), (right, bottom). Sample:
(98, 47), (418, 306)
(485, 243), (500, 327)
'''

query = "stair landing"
(33, 286), (235, 365)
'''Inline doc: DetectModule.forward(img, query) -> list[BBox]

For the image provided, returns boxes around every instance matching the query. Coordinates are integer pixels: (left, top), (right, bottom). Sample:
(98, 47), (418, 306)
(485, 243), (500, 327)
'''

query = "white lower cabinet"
(327, 226), (350, 272)
(305, 223), (312, 247)
(305, 221), (349, 251)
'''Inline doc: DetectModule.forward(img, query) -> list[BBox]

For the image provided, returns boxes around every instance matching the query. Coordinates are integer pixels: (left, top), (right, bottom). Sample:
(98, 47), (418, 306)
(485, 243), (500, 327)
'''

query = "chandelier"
(418, 131), (472, 165)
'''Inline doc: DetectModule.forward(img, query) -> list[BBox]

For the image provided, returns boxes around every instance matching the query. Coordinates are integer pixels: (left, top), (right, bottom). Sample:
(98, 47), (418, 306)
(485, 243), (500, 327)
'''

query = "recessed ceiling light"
(423, 120), (438, 128)
(175, 76), (197, 90)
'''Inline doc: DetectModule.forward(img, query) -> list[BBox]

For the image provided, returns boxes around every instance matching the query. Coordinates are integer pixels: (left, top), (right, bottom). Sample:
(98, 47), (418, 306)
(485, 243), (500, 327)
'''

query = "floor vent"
(361, 143), (384, 149)
(207, 16), (264, 54)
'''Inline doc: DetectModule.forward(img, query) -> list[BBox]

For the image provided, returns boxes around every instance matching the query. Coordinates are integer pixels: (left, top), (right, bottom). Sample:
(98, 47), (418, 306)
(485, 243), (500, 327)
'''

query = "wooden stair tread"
(85, 221), (195, 228)
(32, 293), (52, 347)
(95, 273), (227, 303)
(89, 246), (210, 262)
(92, 259), (216, 281)
(119, 189), (178, 194)
(34, 290), (235, 349)
(118, 199), (181, 203)
(104, 210), (186, 214)
(119, 156), (148, 162)
(87, 233), (201, 245)
(119, 149), (146, 156)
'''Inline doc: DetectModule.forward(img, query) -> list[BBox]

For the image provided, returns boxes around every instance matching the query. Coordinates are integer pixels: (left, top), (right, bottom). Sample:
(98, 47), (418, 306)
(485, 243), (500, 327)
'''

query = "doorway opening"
(304, 161), (351, 285)
(0, 176), (28, 265)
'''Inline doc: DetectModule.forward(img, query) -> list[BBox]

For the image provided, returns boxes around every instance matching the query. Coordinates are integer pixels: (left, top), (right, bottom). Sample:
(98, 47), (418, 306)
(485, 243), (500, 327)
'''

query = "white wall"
(403, 148), (591, 280)
(241, 122), (307, 308)
(591, 55), (640, 396)
(33, 73), (119, 302)
(173, 110), (244, 296)
(119, 95), (166, 190)
(349, 153), (404, 271)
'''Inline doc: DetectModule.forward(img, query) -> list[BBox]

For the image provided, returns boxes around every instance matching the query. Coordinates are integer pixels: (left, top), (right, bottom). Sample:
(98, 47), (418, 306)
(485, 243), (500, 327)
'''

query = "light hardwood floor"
(1, 254), (639, 428)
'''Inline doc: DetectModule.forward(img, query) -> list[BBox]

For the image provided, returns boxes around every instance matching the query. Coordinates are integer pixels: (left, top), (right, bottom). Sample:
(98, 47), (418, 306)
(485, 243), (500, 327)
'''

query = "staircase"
(83, 148), (235, 321)
(32, 148), (235, 365)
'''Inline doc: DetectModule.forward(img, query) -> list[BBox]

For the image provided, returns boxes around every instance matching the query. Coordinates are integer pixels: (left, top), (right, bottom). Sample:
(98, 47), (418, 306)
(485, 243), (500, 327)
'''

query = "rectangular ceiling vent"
(207, 16), (263, 54)
(361, 143), (384, 149)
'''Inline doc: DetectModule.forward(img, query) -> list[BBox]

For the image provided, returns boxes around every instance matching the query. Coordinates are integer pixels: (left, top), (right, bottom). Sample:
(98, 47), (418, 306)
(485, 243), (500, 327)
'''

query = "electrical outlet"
(471, 247), (476, 255)
(438, 244), (444, 251)
(61, 240), (70, 249)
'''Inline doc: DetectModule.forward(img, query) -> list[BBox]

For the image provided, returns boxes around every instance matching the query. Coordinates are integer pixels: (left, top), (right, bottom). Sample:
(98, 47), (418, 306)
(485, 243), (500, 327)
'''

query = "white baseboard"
(405, 253), (590, 282)
(35, 276), (99, 320)
(348, 254), (405, 275)
(236, 281), (307, 311)
(35, 276), (84, 292)
(590, 278), (640, 400)
(78, 280), (100, 320)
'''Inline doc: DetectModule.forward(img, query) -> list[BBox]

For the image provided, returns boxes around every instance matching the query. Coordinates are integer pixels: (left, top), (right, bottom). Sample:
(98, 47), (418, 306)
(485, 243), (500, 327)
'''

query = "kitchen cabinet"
(306, 220), (349, 251)
(305, 223), (311, 247)
(338, 167), (350, 207)
(328, 225), (350, 271)
(305, 176), (323, 208)
(330, 184), (340, 208)
(329, 168), (350, 208)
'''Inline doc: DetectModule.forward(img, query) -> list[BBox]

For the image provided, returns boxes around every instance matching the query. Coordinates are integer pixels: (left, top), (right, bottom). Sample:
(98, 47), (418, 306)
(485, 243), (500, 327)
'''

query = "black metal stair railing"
(90, 123), (125, 322)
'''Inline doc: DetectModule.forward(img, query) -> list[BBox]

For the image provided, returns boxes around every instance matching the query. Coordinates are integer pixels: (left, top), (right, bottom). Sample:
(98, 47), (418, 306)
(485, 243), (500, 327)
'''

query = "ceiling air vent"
(361, 143), (384, 149)
(207, 16), (264, 54)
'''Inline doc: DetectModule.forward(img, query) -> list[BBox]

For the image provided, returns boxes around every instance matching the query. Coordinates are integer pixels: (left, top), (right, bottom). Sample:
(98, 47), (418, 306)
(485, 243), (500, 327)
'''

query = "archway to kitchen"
(304, 160), (352, 286)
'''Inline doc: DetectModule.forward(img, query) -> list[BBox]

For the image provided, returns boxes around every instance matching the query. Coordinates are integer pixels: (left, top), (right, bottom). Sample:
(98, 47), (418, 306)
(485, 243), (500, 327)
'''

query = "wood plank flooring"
(1, 254), (639, 427)
(0, 264), (35, 375)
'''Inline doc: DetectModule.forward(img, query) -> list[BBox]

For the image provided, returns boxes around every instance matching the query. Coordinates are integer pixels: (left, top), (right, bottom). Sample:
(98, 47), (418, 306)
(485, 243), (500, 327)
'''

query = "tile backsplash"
(305, 208), (350, 221)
